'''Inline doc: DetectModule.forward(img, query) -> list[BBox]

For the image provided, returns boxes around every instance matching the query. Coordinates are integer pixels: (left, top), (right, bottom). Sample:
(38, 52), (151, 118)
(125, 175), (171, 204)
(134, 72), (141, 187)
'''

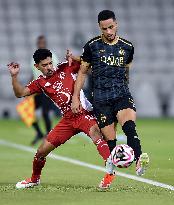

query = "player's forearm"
(73, 70), (86, 98)
(11, 76), (26, 98)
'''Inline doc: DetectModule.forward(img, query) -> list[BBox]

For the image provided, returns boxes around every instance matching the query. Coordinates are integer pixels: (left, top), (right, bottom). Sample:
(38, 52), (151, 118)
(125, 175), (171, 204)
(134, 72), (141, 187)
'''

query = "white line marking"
(0, 139), (174, 191)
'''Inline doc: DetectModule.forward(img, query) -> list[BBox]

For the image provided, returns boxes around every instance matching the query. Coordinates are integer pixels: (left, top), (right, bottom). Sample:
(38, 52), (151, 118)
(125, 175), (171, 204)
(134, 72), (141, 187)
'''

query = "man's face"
(35, 57), (54, 76)
(99, 18), (118, 41)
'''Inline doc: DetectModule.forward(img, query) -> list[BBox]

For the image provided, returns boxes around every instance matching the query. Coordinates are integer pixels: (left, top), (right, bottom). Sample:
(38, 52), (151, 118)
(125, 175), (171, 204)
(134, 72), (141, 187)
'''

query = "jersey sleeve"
(26, 79), (42, 95)
(57, 61), (80, 74)
(126, 45), (134, 64)
(81, 42), (92, 64)
(69, 60), (81, 73)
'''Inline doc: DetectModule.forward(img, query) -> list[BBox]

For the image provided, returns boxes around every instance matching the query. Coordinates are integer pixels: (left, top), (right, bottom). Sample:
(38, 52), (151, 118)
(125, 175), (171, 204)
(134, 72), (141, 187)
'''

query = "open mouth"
(47, 70), (53, 75)
(107, 34), (114, 39)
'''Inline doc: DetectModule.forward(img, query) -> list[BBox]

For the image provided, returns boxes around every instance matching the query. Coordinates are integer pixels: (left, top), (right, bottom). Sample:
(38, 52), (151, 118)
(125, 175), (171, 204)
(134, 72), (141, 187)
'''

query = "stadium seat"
(0, 0), (174, 117)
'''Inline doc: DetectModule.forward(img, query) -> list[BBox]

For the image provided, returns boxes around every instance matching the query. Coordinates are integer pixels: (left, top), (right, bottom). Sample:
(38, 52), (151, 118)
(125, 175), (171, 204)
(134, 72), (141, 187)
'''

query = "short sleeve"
(126, 46), (134, 64)
(57, 60), (80, 74)
(70, 60), (81, 73)
(81, 42), (92, 63)
(26, 79), (42, 95)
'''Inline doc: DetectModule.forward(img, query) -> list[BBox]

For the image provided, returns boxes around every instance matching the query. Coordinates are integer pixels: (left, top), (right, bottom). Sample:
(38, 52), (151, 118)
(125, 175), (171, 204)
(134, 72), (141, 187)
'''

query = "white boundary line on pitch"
(0, 139), (174, 191)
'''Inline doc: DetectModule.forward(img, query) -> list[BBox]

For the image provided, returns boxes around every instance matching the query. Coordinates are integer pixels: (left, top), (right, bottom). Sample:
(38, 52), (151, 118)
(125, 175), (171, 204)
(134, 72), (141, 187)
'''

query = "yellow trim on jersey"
(119, 38), (132, 47)
(89, 36), (102, 45)
(102, 35), (119, 45)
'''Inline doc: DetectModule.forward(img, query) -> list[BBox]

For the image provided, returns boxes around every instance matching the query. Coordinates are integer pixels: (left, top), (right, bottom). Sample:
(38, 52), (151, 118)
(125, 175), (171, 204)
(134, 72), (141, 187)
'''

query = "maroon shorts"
(46, 110), (97, 147)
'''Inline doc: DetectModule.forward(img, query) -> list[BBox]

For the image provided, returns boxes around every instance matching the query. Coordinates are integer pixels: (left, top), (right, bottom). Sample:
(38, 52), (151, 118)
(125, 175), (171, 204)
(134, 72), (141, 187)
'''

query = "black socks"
(122, 120), (142, 161)
(107, 139), (117, 153)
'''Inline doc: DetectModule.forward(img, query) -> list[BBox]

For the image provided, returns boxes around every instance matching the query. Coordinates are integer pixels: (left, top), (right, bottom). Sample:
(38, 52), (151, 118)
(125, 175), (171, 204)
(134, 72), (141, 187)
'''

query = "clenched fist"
(7, 62), (20, 77)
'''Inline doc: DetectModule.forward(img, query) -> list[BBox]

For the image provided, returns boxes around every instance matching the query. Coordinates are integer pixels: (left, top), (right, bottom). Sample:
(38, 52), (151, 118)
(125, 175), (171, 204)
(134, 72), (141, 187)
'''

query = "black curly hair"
(33, 49), (52, 64)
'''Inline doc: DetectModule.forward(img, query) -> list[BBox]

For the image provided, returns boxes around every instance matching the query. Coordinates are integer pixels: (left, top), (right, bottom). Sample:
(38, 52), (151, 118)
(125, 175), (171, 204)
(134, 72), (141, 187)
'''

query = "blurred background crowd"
(0, 0), (174, 118)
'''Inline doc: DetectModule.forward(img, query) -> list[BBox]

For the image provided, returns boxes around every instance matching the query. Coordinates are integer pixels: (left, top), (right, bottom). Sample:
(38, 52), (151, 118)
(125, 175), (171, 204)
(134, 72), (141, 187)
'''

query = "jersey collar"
(101, 35), (119, 45)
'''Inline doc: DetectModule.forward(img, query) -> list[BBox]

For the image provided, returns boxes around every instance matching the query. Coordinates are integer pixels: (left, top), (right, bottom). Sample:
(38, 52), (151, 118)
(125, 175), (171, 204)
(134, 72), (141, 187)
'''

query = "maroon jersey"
(27, 61), (92, 115)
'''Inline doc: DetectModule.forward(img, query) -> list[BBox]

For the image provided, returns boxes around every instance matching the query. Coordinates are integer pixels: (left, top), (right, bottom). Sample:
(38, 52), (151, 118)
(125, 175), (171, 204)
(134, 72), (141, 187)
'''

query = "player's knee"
(118, 109), (136, 126)
(89, 124), (101, 137)
(89, 124), (102, 143)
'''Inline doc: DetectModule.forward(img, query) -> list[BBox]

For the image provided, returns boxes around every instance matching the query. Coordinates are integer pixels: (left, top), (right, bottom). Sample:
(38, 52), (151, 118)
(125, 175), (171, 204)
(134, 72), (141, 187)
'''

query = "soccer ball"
(111, 144), (135, 168)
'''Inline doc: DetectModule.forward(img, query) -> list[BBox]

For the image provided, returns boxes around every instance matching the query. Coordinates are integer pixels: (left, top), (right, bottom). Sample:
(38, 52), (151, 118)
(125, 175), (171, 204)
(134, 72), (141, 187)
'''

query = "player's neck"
(102, 34), (119, 45)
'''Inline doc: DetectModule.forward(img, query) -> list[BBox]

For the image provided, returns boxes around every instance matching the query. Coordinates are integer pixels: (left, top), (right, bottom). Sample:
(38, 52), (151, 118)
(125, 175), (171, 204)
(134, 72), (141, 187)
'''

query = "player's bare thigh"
(116, 108), (136, 126)
(78, 111), (117, 142)
(100, 122), (117, 141)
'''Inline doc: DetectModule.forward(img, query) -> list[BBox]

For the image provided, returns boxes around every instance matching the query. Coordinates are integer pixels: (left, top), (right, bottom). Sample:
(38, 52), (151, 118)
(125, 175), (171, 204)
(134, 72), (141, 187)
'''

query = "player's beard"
(106, 33), (116, 42)
(47, 70), (53, 76)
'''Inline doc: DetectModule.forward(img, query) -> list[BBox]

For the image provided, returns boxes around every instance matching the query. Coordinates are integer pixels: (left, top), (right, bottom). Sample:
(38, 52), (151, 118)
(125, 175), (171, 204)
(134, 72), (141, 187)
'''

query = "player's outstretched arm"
(71, 61), (90, 113)
(8, 62), (30, 98)
(66, 49), (81, 66)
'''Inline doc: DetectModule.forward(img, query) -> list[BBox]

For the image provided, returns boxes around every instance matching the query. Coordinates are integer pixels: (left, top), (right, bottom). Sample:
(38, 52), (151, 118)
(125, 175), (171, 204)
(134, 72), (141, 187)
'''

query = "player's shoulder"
(119, 36), (133, 47)
(34, 75), (43, 82)
(57, 61), (68, 70)
(27, 77), (41, 87)
(86, 35), (102, 46)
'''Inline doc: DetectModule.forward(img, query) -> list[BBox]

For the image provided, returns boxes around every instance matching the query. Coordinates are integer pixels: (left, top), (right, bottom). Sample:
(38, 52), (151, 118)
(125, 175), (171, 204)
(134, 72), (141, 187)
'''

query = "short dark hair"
(33, 49), (52, 64)
(98, 10), (116, 23)
(37, 35), (45, 41)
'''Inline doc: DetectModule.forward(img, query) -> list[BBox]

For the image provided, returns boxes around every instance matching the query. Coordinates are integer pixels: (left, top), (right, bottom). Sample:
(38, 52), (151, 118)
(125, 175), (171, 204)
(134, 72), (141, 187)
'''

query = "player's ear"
(115, 20), (118, 32)
(115, 19), (118, 26)
(34, 64), (40, 70)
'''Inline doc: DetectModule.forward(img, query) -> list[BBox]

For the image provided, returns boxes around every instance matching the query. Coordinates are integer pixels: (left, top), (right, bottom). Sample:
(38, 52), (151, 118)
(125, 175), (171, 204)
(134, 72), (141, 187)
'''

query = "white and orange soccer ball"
(111, 144), (135, 168)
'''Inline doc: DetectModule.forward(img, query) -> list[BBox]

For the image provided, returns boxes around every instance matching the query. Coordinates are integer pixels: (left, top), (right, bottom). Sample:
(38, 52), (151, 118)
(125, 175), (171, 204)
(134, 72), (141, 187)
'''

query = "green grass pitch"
(0, 118), (174, 205)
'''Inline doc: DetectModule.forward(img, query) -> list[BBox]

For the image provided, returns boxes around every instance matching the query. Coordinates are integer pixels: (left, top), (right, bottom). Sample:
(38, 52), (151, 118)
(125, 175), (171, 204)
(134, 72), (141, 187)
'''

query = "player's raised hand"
(66, 49), (73, 66)
(71, 95), (82, 114)
(7, 62), (20, 77)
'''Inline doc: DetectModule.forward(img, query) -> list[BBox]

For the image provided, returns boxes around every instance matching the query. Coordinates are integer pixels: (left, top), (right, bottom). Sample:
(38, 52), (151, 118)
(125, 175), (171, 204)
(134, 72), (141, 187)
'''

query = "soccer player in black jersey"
(71, 10), (149, 189)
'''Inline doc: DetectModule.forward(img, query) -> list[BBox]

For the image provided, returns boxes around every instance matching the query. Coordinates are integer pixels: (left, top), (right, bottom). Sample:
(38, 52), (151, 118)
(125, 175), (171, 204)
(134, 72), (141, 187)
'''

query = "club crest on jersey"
(119, 48), (125, 56)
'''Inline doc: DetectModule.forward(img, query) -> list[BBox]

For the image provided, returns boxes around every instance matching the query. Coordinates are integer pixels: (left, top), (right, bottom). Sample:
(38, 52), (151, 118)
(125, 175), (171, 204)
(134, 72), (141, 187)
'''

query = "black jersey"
(81, 35), (134, 102)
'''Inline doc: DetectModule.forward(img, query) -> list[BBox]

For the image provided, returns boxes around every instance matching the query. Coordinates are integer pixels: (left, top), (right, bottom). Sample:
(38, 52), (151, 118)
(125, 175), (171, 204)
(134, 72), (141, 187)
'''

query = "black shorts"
(93, 96), (136, 128)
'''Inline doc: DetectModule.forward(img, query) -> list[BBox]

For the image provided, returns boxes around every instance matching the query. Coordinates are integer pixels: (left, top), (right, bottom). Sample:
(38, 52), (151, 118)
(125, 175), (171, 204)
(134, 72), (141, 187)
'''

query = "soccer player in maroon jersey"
(8, 48), (113, 189)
